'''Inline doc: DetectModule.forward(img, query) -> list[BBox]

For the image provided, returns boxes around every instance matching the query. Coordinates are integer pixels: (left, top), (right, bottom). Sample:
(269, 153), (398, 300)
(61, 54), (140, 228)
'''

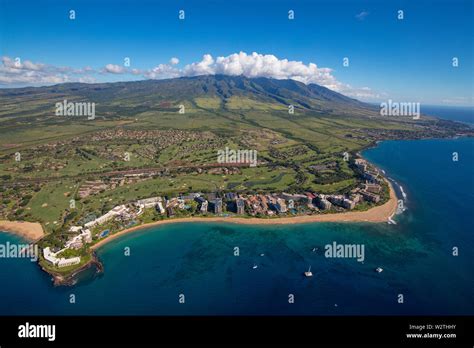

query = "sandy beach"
(92, 183), (398, 250)
(0, 220), (45, 242)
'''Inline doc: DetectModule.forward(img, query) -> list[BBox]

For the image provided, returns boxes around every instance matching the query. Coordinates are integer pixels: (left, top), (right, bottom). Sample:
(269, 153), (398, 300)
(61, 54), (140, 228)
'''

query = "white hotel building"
(43, 247), (81, 268)
(136, 197), (163, 209)
(84, 205), (128, 229)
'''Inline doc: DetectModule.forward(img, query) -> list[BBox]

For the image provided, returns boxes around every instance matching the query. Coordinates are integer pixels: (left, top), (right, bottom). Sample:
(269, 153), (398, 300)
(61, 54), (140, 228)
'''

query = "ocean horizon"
(421, 105), (474, 125)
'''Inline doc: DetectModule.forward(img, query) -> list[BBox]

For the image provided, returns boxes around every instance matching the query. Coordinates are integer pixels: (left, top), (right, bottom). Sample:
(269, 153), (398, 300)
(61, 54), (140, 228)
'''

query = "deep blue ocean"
(421, 105), (473, 125)
(0, 107), (473, 315)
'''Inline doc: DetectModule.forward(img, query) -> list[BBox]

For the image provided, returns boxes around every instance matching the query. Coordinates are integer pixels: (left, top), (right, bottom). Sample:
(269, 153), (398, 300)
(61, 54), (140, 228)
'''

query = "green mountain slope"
(0, 75), (379, 120)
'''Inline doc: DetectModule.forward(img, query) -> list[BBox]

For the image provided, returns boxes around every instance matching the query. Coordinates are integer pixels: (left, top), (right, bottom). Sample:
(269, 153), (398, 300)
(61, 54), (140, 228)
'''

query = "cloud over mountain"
(0, 52), (380, 100)
(182, 52), (340, 90)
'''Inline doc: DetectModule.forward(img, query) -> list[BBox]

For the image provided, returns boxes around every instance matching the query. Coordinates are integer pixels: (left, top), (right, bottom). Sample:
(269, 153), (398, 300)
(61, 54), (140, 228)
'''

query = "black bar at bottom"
(0, 316), (472, 346)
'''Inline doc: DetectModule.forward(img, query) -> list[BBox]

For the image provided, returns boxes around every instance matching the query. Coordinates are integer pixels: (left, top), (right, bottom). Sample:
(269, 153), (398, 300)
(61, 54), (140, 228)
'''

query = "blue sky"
(0, 0), (472, 105)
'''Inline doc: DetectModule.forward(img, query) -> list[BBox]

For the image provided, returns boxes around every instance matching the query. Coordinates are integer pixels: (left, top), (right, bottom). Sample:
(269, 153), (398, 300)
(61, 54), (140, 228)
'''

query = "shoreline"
(0, 220), (45, 242)
(91, 182), (398, 250)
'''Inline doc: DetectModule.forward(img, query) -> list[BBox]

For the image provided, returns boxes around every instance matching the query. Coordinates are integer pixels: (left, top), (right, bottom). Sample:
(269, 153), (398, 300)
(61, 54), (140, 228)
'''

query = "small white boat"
(304, 266), (313, 277)
(260, 253), (264, 256)
(375, 267), (383, 273)
(312, 247), (317, 252)
(253, 264), (258, 269)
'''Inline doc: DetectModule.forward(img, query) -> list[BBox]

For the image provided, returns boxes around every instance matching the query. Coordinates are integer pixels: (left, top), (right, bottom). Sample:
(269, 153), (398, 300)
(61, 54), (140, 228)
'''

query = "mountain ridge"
(0, 75), (379, 117)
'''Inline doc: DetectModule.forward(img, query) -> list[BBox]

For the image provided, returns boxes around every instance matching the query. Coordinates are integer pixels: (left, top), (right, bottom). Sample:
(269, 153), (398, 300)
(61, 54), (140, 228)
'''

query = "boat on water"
(253, 264), (258, 269)
(304, 266), (313, 277)
(375, 267), (383, 273)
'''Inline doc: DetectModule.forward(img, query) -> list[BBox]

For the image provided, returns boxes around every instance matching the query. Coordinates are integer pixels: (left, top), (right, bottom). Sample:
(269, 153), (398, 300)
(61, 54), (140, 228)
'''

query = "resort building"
(328, 195), (347, 208)
(180, 193), (200, 201)
(315, 195), (332, 210)
(68, 240), (83, 249)
(225, 192), (237, 201)
(259, 195), (269, 212)
(195, 196), (206, 204)
(166, 207), (175, 217)
(281, 193), (308, 203)
(305, 193), (316, 203)
(65, 228), (93, 249)
(212, 198), (223, 214)
(351, 193), (362, 204)
(360, 190), (381, 203)
(364, 183), (382, 194)
(342, 198), (356, 210)
(83, 229), (92, 243)
(166, 198), (179, 208)
(68, 226), (82, 233)
(364, 171), (382, 184)
(136, 197), (162, 208)
(275, 198), (288, 213)
(57, 257), (81, 268)
(195, 196), (208, 213)
(287, 199), (295, 209)
(354, 158), (367, 171)
(43, 247), (57, 265)
(156, 201), (165, 214)
(236, 198), (245, 215)
(43, 247), (81, 268)
(84, 205), (128, 228)
(327, 195), (354, 209)
(200, 200), (208, 213)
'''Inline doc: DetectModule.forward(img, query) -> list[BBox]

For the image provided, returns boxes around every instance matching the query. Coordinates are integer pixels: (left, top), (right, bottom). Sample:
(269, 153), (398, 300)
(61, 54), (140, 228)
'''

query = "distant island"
(0, 75), (472, 285)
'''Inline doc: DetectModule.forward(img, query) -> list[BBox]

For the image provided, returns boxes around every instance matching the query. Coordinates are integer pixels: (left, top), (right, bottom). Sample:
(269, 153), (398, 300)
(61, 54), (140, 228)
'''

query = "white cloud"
(0, 56), (97, 85)
(144, 52), (344, 91)
(355, 11), (369, 21)
(77, 76), (97, 83)
(104, 64), (126, 74)
(144, 64), (181, 79)
(341, 86), (386, 100)
(0, 53), (382, 100)
(175, 52), (372, 96)
(182, 54), (215, 76)
(2, 56), (45, 71)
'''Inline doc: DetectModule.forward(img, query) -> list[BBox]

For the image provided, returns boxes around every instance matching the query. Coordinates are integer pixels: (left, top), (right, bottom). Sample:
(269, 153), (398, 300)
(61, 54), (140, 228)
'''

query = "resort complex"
(39, 156), (388, 274)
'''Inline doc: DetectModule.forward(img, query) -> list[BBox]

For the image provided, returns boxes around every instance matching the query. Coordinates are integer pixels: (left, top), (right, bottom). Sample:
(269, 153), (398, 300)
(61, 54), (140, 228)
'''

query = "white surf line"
(399, 185), (407, 200)
(386, 177), (407, 220)
(387, 214), (397, 225)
